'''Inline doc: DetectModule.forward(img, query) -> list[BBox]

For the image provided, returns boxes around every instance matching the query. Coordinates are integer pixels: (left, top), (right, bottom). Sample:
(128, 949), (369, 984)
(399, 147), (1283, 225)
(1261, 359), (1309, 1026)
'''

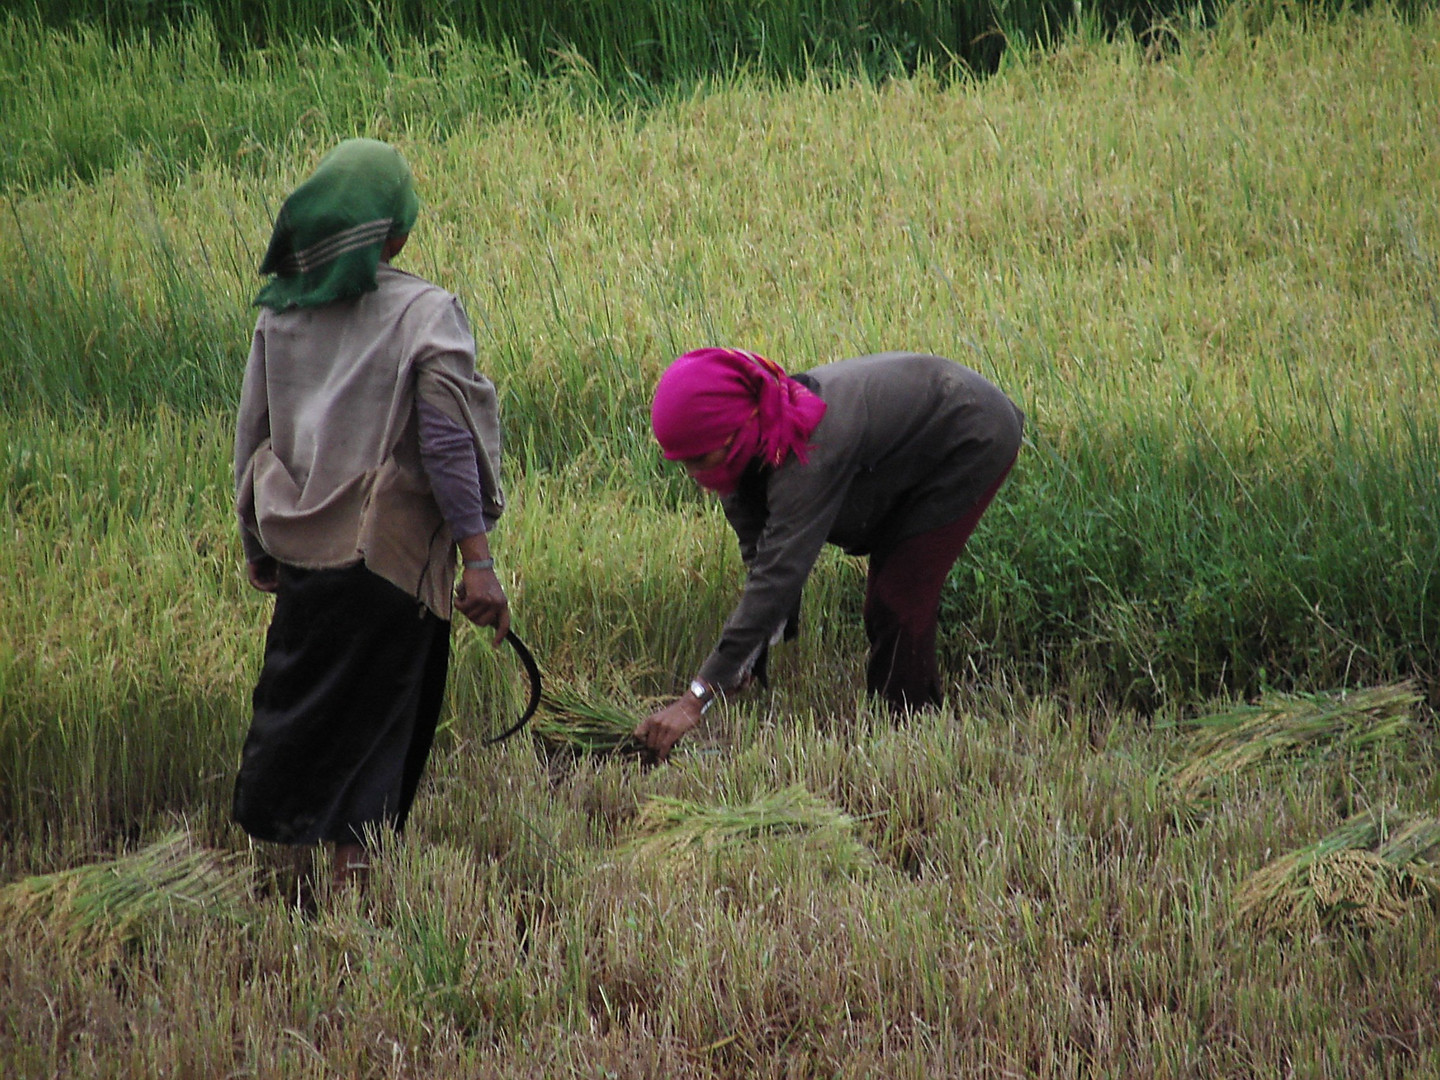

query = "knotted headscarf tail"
(255, 138), (421, 312)
(650, 348), (828, 495)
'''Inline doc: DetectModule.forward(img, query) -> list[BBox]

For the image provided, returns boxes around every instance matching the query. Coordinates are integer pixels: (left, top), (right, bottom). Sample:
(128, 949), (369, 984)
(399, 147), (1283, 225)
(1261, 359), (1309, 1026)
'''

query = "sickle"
(483, 629), (543, 746)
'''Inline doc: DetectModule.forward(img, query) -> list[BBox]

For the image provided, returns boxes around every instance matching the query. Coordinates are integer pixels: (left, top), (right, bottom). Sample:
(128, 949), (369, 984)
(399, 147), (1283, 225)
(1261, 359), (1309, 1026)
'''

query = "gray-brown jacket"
(698, 352), (1023, 689)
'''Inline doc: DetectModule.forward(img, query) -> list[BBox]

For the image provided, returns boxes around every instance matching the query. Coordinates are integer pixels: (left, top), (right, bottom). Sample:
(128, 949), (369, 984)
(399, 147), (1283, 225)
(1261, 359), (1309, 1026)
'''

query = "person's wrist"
(687, 678), (718, 715)
(463, 557), (495, 572)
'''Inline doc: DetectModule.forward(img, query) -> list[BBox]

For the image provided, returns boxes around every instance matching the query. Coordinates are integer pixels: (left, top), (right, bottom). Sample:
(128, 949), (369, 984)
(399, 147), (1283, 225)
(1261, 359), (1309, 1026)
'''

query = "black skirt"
(233, 561), (451, 846)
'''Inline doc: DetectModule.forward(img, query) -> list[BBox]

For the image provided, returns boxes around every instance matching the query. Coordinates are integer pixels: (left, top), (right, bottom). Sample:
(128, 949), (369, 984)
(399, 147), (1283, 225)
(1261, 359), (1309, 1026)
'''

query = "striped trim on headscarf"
(268, 218), (395, 276)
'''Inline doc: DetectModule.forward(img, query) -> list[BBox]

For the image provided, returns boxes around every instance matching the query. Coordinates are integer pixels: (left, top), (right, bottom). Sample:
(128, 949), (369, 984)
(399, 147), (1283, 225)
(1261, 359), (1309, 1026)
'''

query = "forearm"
(454, 519), (508, 641)
(697, 564), (810, 689)
(457, 531), (492, 565)
(418, 399), (490, 539)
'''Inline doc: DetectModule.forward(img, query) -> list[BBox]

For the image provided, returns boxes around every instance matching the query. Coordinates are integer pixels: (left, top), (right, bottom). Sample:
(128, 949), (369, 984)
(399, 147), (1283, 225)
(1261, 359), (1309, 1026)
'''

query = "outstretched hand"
(633, 696), (704, 763)
(455, 567), (510, 645)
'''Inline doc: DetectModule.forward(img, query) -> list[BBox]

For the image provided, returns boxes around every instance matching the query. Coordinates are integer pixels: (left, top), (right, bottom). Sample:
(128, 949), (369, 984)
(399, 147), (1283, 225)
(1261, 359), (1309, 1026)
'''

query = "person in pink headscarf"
(635, 348), (1024, 761)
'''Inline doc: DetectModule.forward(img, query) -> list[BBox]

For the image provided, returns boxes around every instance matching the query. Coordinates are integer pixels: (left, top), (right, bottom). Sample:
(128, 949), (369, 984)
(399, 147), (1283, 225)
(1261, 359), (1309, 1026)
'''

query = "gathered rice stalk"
(531, 686), (647, 756)
(1166, 681), (1420, 801)
(1234, 809), (1440, 936)
(621, 783), (873, 876)
(0, 829), (255, 964)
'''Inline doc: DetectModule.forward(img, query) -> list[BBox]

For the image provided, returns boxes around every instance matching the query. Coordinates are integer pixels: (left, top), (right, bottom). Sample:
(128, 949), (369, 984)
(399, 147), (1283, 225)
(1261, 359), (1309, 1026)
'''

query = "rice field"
(2, 6), (1439, 1076)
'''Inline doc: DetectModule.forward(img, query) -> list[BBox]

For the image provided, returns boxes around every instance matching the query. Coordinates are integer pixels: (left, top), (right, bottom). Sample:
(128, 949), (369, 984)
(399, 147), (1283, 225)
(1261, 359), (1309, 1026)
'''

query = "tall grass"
(6, 8), (1436, 423)
(0, 13), (544, 191)
(18, 0), (1022, 90)
(13, 0), (1435, 194)
(26, 0), (1436, 95)
(0, 411), (253, 848)
(3, 6), (1435, 699)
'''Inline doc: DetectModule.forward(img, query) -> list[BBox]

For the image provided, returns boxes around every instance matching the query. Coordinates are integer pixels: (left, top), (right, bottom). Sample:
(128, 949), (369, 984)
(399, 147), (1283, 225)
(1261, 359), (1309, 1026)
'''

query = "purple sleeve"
(418, 400), (491, 539)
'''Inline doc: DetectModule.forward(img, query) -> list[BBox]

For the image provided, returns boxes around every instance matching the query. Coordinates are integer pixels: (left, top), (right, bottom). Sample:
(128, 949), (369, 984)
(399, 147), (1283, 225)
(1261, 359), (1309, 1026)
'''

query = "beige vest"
(235, 265), (504, 619)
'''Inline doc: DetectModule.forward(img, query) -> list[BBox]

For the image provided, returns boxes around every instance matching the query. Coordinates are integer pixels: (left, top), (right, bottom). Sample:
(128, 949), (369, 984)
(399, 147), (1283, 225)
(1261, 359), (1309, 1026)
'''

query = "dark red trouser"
(863, 459), (1015, 712)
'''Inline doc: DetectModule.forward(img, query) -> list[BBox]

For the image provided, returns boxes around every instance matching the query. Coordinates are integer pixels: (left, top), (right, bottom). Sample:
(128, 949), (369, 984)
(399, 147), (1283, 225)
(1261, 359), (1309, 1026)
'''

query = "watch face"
(689, 680), (712, 708)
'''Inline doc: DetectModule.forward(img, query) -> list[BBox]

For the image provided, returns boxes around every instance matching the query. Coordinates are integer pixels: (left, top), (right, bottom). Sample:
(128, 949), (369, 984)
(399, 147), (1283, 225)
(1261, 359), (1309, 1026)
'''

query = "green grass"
(3, 8), (1440, 1076)
(13, 0), (1026, 99)
(0, 13), (543, 191)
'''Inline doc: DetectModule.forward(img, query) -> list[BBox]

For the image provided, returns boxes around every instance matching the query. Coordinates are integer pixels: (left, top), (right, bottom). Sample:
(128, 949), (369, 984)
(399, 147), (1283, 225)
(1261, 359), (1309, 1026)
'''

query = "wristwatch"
(688, 678), (717, 714)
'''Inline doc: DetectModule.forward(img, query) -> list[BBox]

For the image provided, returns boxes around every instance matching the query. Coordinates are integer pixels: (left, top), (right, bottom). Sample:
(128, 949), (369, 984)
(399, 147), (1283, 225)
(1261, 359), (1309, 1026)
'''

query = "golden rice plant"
(1234, 809), (1440, 936)
(621, 783), (873, 877)
(531, 686), (649, 757)
(1165, 681), (1420, 802)
(0, 829), (255, 965)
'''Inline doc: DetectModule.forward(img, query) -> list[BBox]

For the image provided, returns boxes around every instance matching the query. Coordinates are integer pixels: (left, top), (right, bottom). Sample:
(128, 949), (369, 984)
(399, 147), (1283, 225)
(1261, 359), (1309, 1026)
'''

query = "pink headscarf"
(651, 348), (828, 495)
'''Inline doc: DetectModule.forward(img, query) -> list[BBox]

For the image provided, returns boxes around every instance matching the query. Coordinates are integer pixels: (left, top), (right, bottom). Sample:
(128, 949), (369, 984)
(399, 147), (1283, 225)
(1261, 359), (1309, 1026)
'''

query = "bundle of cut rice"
(1166, 681), (1419, 801)
(531, 686), (648, 756)
(621, 783), (872, 875)
(0, 829), (255, 964)
(1235, 809), (1440, 936)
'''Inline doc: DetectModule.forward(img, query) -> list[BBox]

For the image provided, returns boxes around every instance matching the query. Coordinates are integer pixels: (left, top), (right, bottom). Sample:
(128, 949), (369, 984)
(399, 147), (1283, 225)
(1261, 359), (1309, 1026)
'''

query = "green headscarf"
(255, 139), (421, 311)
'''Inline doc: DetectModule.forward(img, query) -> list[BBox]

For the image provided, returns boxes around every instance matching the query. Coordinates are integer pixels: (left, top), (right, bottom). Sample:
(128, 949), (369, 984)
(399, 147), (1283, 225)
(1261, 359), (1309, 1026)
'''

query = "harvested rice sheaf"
(531, 686), (648, 756)
(1235, 809), (1440, 936)
(1166, 681), (1420, 801)
(621, 783), (873, 877)
(0, 829), (254, 964)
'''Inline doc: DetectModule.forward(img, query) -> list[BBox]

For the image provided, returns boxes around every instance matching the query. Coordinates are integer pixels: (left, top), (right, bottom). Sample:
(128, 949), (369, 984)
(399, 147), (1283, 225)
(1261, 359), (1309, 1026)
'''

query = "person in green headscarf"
(232, 139), (511, 896)
(254, 137), (422, 311)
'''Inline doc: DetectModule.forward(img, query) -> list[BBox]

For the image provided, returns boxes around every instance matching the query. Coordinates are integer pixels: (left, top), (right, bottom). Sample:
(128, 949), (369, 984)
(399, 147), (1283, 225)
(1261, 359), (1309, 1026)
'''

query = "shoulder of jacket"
(378, 265), (458, 308)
